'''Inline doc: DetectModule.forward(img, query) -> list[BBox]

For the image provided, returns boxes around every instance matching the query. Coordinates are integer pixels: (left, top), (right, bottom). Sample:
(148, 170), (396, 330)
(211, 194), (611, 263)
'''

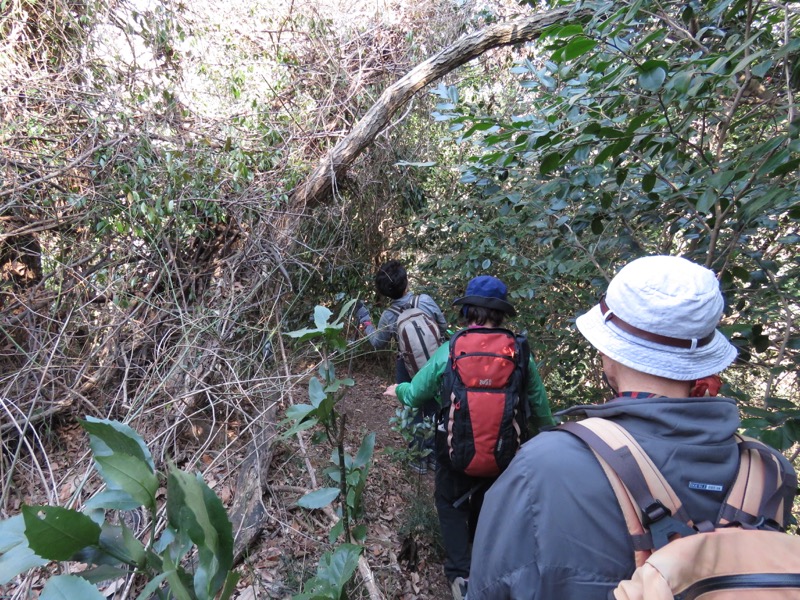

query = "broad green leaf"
(161, 552), (194, 600)
(285, 404), (316, 422)
(641, 173), (656, 193)
(784, 419), (800, 442)
(83, 490), (141, 512)
(765, 397), (797, 410)
(354, 433), (375, 468)
(564, 37), (598, 61)
(72, 520), (144, 568)
(760, 427), (793, 451)
(297, 487), (340, 509)
(696, 186), (720, 214)
(40, 575), (106, 600)
(284, 327), (322, 340)
(751, 60), (772, 78)
(328, 518), (344, 544)
(135, 572), (171, 600)
(540, 152), (561, 175)
(94, 453), (158, 508)
(166, 468), (233, 599)
(313, 305), (333, 329)
(638, 66), (667, 91)
(80, 418), (155, 470)
(335, 298), (357, 325)
(555, 24), (584, 38)
(219, 570), (242, 600)
(731, 49), (768, 76)
(280, 417), (318, 439)
(76, 564), (131, 584)
(319, 544), (362, 590)
(22, 505), (101, 561)
(352, 523), (368, 543)
(325, 378), (355, 393)
(308, 377), (326, 407)
(0, 515), (48, 584)
(757, 149), (790, 177)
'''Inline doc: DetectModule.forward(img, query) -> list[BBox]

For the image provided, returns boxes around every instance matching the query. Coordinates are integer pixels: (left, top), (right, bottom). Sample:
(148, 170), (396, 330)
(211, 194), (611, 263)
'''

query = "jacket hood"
(557, 396), (740, 445)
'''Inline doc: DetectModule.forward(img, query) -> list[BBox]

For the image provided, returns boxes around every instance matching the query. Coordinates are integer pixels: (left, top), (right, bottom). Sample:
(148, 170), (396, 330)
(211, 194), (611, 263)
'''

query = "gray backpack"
(389, 296), (442, 376)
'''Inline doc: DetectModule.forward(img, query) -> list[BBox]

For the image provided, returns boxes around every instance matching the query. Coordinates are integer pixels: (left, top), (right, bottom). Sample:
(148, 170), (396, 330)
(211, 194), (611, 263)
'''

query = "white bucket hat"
(575, 256), (738, 381)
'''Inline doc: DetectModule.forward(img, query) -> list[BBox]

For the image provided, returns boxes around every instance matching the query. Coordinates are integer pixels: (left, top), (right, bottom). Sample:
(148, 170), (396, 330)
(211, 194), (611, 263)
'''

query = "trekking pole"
(453, 481), (488, 509)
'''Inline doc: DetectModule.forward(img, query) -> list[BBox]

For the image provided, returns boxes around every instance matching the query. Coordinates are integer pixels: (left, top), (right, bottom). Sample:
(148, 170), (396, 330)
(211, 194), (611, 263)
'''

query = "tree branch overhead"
(291, 7), (591, 208)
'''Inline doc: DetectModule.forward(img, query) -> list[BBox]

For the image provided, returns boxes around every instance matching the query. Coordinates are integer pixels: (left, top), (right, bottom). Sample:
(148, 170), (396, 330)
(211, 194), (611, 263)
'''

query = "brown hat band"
(600, 297), (716, 350)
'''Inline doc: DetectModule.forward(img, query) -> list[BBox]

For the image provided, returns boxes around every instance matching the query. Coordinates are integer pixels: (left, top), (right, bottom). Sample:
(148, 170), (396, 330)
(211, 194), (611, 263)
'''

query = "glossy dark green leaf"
(540, 152), (561, 175)
(80, 418), (154, 470)
(22, 506), (101, 561)
(564, 37), (598, 61)
(166, 468), (233, 599)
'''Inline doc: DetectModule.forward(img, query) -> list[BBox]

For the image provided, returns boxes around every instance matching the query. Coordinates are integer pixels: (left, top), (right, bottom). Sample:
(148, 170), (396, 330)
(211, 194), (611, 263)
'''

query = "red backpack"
(439, 327), (530, 478)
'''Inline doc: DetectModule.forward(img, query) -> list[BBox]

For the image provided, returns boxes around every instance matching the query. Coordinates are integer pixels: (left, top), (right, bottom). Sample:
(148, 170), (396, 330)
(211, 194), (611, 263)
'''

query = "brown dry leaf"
(218, 485), (232, 504)
(411, 571), (421, 594)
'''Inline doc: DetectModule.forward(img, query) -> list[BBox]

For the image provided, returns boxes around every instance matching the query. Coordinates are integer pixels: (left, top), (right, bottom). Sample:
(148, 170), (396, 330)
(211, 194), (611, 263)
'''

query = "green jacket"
(395, 334), (555, 431)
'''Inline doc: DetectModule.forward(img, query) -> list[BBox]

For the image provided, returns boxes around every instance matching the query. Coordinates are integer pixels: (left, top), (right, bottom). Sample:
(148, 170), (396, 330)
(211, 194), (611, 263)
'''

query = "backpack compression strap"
(717, 434), (795, 530)
(560, 419), (696, 566)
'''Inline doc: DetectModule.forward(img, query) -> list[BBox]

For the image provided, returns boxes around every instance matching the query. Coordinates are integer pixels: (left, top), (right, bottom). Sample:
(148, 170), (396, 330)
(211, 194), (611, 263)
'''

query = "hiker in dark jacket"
(356, 260), (447, 473)
(384, 275), (554, 600)
(468, 255), (797, 600)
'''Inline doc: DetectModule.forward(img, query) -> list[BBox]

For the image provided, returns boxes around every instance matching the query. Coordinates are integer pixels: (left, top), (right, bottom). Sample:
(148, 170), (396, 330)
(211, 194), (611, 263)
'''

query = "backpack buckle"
(643, 501), (696, 549)
(642, 501), (670, 526)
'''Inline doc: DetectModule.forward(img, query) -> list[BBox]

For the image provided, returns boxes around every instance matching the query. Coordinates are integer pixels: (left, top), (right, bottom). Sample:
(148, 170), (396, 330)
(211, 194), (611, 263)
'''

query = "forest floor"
(2, 357), (452, 600)
(249, 361), (453, 600)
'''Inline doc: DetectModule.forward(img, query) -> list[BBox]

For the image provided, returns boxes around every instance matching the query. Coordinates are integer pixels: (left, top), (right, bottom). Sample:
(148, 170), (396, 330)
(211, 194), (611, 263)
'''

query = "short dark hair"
(461, 305), (505, 327)
(375, 260), (408, 299)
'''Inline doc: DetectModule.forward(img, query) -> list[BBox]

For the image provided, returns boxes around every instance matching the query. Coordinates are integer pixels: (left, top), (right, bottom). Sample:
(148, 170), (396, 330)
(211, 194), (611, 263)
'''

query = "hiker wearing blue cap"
(384, 275), (554, 600)
(468, 256), (797, 600)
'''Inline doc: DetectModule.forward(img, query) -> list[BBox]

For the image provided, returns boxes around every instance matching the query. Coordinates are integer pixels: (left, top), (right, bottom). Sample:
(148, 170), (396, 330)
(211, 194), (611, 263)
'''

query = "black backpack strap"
(516, 334), (532, 433)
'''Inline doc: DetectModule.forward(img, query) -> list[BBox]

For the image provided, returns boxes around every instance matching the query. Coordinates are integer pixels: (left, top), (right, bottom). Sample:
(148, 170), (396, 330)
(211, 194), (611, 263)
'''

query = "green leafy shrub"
(0, 418), (238, 600)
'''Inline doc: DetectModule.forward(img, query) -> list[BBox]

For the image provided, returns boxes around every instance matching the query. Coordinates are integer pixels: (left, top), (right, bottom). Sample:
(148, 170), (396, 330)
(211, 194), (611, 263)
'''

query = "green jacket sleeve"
(526, 355), (555, 431)
(395, 342), (450, 409)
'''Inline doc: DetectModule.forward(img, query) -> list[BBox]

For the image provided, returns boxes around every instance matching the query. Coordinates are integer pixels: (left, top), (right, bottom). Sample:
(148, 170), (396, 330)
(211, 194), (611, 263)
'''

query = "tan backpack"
(389, 295), (442, 376)
(561, 418), (800, 599)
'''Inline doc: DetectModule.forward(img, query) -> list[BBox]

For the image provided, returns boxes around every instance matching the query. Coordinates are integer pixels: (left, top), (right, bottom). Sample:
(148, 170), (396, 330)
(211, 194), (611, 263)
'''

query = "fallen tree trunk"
(291, 6), (591, 209)
(230, 421), (276, 564)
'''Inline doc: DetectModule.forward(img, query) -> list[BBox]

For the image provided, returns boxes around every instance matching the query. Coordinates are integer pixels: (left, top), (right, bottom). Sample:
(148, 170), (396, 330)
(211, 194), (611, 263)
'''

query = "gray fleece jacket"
(468, 396), (797, 600)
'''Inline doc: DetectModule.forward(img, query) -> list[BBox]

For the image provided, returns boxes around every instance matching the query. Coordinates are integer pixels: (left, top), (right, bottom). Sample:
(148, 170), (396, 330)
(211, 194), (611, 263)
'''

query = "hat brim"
(453, 295), (516, 316)
(575, 303), (737, 381)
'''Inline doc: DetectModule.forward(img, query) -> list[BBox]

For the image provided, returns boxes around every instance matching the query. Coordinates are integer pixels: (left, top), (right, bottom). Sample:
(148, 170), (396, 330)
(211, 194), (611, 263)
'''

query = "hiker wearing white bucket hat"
(468, 256), (796, 600)
(575, 255), (738, 381)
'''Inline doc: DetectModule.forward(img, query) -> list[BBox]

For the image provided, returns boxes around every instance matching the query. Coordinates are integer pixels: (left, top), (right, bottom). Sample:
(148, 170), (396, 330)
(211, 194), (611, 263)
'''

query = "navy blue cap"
(453, 275), (516, 316)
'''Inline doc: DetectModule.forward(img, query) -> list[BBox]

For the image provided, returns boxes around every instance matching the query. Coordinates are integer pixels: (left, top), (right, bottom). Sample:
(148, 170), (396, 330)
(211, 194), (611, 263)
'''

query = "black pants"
(434, 431), (494, 582)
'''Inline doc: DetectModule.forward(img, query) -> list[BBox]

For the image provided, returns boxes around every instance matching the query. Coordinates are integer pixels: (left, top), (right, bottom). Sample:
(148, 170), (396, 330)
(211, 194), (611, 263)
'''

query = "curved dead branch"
(291, 6), (591, 209)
